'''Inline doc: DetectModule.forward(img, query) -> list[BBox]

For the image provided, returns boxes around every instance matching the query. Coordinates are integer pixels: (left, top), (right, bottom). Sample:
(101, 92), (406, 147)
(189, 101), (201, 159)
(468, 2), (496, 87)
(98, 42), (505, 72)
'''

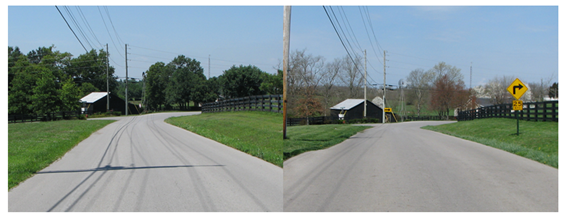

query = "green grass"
(422, 118), (558, 168)
(284, 124), (372, 160)
(165, 111), (283, 167)
(8, 120), (115, 190)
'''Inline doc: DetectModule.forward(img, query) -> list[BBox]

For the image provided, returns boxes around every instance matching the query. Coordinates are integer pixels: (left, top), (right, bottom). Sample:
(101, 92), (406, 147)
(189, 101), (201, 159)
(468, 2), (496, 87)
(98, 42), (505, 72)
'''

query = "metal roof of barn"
(330, 99), (364, 110)
(330, 99), (382, 110)
(79, 92), (108, 103)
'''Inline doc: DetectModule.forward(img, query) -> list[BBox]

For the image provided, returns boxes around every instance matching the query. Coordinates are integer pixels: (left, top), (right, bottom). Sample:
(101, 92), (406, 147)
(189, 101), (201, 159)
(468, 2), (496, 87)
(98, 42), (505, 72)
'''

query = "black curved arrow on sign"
(513, 84), (524, 94)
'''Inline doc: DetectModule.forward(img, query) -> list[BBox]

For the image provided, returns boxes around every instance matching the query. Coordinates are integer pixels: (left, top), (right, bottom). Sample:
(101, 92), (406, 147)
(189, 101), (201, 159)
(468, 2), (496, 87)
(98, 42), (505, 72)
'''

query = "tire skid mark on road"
(155, 116), (272, 211)
(111, 117), (147, 211)
(284, 124), (387, 210)
(145, 114), (217, 211)
(317, 129), (384, 211)
(47, 117), (138, 212)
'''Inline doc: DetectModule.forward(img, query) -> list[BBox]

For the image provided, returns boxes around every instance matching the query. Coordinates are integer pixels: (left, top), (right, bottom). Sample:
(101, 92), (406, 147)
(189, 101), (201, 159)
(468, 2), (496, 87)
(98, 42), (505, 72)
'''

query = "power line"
(63, 6), (93, 51)
(323, 6), (378, 86)
(104, 6), (125, 45)
(358, 6), (383, 66)
(55, 6), (88, 53)
(98, 6), (124, 59)
(76, 6), (104, 49)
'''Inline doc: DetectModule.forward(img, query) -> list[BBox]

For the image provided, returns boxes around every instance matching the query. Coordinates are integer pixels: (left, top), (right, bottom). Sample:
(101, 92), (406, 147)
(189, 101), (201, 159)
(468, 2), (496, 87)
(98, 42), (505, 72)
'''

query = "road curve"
(9, 112), (283, 211)
(283, 121), (557, 211)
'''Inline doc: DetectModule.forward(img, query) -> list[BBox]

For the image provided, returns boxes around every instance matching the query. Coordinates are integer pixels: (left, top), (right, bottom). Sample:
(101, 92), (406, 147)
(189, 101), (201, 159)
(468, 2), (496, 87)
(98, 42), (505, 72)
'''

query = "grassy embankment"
(284, 124), (372, 160)
(166, 111), (284, 167)
(8, 120), (115, 189)
(422, 118), (558, 168)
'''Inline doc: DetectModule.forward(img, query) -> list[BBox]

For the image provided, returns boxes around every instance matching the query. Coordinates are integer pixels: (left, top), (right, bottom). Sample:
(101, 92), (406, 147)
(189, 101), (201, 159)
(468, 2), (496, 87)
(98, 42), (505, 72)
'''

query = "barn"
(80, 92), (140, 115)
(330, 99), (384, 122)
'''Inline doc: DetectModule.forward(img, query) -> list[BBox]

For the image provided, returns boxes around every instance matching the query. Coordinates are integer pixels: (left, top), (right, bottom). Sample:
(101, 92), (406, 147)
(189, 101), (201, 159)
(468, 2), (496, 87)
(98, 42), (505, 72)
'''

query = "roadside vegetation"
(422, 118), (558, 168)
(165, 111), (283, 167)
(8, 120), (115, 190)
(284, 124), (371, 160)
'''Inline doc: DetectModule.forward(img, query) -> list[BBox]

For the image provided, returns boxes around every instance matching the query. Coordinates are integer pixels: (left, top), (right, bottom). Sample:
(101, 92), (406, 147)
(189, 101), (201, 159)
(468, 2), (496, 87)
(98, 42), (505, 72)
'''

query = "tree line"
(8, 45), (283, 118)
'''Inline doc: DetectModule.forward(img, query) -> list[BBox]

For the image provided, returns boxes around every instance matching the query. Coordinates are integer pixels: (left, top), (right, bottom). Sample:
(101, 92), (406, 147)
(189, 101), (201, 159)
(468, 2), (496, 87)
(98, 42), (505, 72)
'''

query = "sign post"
(507, 78), (528, 135)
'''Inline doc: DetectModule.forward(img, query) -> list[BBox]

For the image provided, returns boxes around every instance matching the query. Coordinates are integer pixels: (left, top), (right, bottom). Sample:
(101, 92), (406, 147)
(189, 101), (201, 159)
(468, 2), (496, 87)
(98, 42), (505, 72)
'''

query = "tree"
(320, 58), (342, 115)
(428, 62), (467, 119)
(165, 55), (205, 110)
(406, 68), (435, 116)
(145, 62), (170, 110)
(8, 69), (37, 115)
(59, 77), (82, 117)
(337, 55), (363, 98)
(220, 65), (266, 98)
(67, 49), (118, 95)
(484, 75), (515, 104)
(31, 69), (61, 120)
(79, 82), (100, 97)
(430, 74), (467, 120)
(549, 82), (558, 98)
(260, 70), (283, 95)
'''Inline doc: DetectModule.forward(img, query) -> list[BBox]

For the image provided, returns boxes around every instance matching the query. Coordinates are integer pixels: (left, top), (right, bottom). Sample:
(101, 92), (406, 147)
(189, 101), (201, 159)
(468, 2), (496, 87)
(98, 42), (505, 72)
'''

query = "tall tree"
(59, 77), (82, 117)
(145, 62), (170, 110)
(31, 69), (61, 120)
(428, 62), (467, 119)
(260, 70), (283, 95)
(549, 82), (558, 99)
(67, 49), (118, 95)
(219, 65), (267, 98)
(406, 68), (435, 116)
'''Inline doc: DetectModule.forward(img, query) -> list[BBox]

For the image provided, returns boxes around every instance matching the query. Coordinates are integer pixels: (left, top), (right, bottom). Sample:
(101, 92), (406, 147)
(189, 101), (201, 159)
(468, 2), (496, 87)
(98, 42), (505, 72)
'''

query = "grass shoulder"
(165, 111), (283, 167)
(422, 118), (558, 168)
(284, 124), (372, 160)
(8, 119), (115, 190)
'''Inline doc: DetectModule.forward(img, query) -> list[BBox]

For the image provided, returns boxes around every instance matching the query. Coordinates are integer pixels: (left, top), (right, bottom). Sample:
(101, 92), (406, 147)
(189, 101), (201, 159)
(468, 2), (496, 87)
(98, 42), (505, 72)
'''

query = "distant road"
(284, 121), (557, 211)
(9, 112), (283, 211)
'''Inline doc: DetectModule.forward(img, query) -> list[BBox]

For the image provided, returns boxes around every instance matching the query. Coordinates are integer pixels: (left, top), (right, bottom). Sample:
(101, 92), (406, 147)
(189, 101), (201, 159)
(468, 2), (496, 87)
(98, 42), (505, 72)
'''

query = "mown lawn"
(165, 111), (283, 167)
(422, 118), (558, 168)
(8, 120), (115, 189)
(284, 124), (371, 160)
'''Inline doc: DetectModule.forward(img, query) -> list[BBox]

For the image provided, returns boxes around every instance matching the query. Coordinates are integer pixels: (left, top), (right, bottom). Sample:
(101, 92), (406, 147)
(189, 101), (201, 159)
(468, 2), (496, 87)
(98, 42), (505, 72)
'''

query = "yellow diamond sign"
(507, 78), (528, 100)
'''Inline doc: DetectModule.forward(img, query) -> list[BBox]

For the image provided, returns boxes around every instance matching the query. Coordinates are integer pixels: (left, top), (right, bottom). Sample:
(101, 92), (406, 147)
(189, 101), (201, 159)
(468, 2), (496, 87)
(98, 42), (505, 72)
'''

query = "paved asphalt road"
(284, 121), (558, 211)
(9, 112), (283, 211)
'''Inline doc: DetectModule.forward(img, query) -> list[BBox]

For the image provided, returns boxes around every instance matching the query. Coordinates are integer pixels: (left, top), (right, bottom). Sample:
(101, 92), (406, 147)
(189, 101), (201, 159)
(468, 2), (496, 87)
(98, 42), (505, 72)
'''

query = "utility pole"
(208, 54), (211, 79)
(470, 62), (472, 89)
(364, 49), (367, 118)
(383, 50), (386, 123)
(142, 72), (146, 113)
(106, 43), (109, 112)
(125, 44), (128, 116)
(283, 6), (291, 139)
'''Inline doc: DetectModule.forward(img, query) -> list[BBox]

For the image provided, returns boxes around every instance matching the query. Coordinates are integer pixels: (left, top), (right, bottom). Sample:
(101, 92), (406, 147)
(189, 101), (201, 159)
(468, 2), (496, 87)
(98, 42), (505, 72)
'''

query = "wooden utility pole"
(364, 49), (367, 118)
(125, 44), (128, 116)
(383, 50), (386, 123)
(106, 43), (109, 112)
(283, 6), (291, 139)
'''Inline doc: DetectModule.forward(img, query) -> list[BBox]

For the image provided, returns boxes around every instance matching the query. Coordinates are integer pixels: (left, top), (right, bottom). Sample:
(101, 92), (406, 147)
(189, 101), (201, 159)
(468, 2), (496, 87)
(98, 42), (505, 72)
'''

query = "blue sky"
(7, 3), (560, 88)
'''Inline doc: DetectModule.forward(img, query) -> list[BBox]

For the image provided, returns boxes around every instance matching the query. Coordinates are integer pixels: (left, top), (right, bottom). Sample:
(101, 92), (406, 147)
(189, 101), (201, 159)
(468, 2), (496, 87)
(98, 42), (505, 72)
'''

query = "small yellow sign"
(513, 100), (523, 111)
(384, 108), (392, 112)
(507, 78), (528, 100)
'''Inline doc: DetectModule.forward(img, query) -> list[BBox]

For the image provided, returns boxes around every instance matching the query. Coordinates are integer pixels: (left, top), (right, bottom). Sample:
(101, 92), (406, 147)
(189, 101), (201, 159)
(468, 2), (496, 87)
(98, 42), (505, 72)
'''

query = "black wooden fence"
(457, 100), (558, 122)
(202, 95), (283, 113)
(8, 111), (82, 123)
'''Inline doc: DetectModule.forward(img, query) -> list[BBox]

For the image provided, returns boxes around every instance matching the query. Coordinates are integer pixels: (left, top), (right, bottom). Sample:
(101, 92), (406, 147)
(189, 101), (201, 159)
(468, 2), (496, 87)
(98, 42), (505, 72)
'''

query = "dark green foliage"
(219, 65), (267, 98)
(260, 69), (283, 95)
(549, 82), (558, 98)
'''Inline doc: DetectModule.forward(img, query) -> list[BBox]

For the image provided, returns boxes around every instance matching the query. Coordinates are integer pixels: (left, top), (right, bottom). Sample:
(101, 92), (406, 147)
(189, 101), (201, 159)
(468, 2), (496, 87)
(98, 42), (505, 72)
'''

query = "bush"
(77, 114), (87, 120)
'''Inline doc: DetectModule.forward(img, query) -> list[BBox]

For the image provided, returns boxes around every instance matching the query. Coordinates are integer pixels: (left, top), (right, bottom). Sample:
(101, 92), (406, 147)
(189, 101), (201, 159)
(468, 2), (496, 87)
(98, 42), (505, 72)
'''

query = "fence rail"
(457, 100), (558, 122)
(8, 111), (82, 123)
(202, 95), (283, 113)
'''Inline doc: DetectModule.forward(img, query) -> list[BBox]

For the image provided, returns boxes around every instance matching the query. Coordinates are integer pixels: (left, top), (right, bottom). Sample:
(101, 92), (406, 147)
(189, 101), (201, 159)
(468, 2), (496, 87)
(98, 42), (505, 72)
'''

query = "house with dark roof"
(80, 92), (140, 115)
(330, 99), (384, 122)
